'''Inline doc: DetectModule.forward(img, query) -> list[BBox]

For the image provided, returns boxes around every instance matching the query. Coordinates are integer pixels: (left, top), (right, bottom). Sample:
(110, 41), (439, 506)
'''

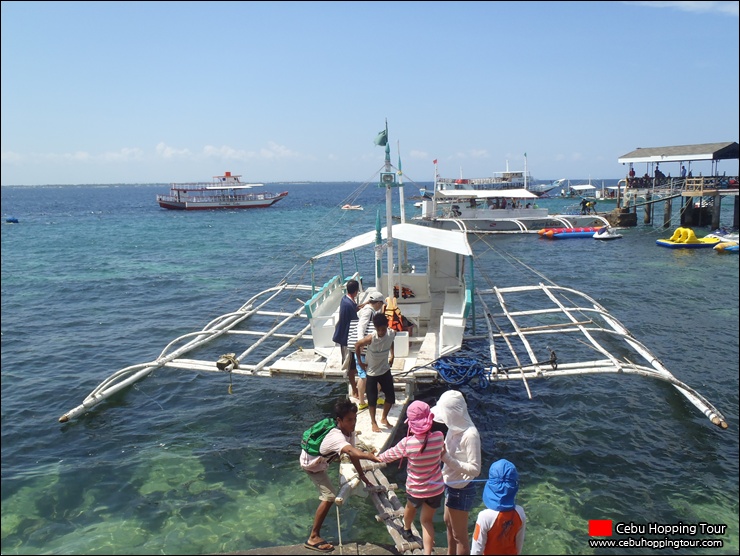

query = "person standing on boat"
(377, 400), (445, 555)
(431, 390), (482, 555)
(355, 312), (396, 433)
(350, 289), (385, 410)
(471, 459), (527, 555)
(299, 398), (380, 552)
(333, 279), (361, 399)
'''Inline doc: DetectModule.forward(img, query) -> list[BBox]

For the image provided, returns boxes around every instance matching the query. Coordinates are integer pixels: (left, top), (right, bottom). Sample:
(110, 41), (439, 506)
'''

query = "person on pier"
(299, 398), (380, 552)
(378, 400), (445, 555)
(431, 390), (482, 555)
(471, 459), (527, 555)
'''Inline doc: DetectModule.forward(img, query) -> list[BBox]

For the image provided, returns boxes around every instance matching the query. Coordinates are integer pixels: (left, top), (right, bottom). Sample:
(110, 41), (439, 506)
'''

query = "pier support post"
(682, 197), (693, 226)
(663, 197), (672, 228)
(711, 194), (721, 229)
(644, 192), (652, 224)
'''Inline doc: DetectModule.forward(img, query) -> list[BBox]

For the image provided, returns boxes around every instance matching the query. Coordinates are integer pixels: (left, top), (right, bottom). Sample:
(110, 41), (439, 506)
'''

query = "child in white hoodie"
(431, 390), (482, 555)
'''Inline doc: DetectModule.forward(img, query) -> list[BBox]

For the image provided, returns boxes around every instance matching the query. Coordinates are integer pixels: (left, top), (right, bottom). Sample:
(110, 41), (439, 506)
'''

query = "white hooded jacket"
(431, 390), (482, 489)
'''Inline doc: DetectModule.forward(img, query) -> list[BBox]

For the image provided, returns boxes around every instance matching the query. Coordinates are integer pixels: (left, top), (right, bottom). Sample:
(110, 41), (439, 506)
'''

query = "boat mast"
(432, 159), (439, 215)
(524, 152), (528, 190)
(397, 141), (409, 274)
(383, 122), (395, 297)
(374, 120), (396, 297)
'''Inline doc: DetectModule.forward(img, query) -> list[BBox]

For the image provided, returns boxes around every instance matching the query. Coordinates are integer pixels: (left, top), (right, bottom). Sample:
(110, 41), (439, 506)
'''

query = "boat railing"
(439, 286), (469, 355)
(682, 176), (739, 195)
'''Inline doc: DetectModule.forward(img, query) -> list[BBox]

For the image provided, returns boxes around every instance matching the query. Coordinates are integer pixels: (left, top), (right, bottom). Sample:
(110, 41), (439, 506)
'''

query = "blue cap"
(482, 459), (519, 511)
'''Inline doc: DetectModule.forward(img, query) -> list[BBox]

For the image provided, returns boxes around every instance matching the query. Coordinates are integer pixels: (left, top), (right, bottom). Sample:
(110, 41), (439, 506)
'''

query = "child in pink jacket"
(378, 400), (445, 555)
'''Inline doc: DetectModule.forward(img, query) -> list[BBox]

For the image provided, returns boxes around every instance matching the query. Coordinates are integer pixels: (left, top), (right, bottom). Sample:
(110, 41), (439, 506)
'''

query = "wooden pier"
(613, 141), (739, 229)
(605, 177), (738, 229)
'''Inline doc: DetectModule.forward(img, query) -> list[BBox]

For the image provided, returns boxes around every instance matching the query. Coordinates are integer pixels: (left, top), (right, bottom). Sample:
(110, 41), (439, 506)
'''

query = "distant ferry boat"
(156, 172), (288, 210)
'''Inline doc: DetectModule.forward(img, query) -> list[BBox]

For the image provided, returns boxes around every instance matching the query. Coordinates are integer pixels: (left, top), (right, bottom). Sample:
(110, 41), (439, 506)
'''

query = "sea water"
(1, 183), (738, 555)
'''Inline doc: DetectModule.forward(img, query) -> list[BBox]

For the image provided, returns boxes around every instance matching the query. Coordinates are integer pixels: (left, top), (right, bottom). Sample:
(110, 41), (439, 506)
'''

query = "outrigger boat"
(59, 127), (728, 553)
(413, 163), (609, 234)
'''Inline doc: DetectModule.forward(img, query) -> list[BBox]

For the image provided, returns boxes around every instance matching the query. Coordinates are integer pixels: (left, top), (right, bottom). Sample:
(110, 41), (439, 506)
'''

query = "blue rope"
(433, 357), (490, 391)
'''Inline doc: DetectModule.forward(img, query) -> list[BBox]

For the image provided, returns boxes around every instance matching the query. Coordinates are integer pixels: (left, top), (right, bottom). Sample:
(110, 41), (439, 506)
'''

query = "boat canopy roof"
(437, 188), (537, 199)
(570, 184), (596, 191)
(204, 184), (263, 190)
(618, 142), (739, 164)
(313, 222), (473, 259)
(169, 183), (264, 190)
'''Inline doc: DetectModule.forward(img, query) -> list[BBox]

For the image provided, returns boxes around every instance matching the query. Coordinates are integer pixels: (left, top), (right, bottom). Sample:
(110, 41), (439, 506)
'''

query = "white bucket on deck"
(394, 331), (409, 357)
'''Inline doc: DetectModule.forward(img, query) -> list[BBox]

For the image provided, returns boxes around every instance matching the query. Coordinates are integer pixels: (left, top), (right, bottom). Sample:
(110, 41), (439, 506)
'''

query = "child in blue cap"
(470, 459), (527, 555)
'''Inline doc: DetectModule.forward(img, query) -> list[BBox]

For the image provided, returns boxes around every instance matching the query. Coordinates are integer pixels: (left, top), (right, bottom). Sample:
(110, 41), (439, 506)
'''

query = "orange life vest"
(384, 296), (405, 332)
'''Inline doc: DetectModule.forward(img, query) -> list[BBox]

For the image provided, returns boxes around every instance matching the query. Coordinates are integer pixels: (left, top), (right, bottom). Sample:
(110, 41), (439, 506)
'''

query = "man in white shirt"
(299, 399), (380, 552)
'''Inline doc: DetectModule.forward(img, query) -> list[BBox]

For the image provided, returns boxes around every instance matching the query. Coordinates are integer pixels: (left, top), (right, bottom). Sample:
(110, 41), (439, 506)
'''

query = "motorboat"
(593, 226), (623, 240)
(156, 172), (288, 210)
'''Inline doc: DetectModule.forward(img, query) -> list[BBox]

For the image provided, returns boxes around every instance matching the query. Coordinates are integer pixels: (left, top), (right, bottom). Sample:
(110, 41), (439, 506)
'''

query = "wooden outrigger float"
(58, 129), (727, 553)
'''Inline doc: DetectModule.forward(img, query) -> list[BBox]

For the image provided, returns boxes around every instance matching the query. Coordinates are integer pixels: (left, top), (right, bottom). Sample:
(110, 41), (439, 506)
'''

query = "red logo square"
(589, 520), (613, 536)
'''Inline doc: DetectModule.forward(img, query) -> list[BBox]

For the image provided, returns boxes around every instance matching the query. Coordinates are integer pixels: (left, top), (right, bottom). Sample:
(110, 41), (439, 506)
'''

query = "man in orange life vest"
(471, 459), (527, 555)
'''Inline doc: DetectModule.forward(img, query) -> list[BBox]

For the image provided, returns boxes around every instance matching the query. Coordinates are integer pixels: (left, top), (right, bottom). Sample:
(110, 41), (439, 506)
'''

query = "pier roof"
(618, 142), (739, 164)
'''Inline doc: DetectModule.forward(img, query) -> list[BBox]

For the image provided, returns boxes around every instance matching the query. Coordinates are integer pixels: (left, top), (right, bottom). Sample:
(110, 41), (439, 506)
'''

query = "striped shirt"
(378, 431), (445, 498)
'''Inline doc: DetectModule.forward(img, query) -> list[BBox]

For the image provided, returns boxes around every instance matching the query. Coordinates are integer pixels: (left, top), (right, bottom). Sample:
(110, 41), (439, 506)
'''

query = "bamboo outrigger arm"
(58, 283), (298, 423)
(476, 283), (728, 430)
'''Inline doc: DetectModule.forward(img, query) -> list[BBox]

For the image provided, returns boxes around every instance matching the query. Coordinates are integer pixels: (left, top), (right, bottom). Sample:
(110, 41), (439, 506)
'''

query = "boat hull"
(157, 191), (288, 210)
(593, 231), (623, 240)
(414, 214), (607, 233)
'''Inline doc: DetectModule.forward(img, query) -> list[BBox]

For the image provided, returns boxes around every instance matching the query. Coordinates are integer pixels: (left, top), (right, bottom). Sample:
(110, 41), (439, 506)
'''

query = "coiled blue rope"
(433, 357), (490, 391)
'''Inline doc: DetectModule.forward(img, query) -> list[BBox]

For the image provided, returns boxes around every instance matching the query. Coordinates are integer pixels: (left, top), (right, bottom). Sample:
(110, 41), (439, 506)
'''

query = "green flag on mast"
(374, 129), (388, 147)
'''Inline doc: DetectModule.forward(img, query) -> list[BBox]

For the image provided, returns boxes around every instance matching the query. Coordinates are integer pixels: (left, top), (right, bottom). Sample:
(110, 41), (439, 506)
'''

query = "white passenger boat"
(156, 171), (288, 210)
(413, 188), (609, 233)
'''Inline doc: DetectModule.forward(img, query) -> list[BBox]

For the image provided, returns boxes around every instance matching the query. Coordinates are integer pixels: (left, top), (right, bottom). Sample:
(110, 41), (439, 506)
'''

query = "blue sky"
(2, 1), (738, 185)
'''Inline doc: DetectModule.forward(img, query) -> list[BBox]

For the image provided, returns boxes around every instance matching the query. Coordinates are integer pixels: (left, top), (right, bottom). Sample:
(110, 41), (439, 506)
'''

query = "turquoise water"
(2, 183), (738, 555)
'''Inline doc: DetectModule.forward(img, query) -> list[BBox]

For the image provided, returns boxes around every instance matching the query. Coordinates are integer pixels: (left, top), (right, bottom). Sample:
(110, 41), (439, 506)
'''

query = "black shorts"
(407, 492), (443, 509)
(366, 371), (396, 406)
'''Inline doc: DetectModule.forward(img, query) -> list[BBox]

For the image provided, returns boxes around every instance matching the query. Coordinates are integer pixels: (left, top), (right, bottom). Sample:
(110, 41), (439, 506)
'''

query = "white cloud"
(156, 142), (192, 159)
(201, 141), (307, 161)
(46, 151), (93, 162)
(451, 149), (490, 160)
(101, 147), (145, 162)
(624, 1), (739, 17)
(1, 151), (22, 163)
(409, 149), (429, 159)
